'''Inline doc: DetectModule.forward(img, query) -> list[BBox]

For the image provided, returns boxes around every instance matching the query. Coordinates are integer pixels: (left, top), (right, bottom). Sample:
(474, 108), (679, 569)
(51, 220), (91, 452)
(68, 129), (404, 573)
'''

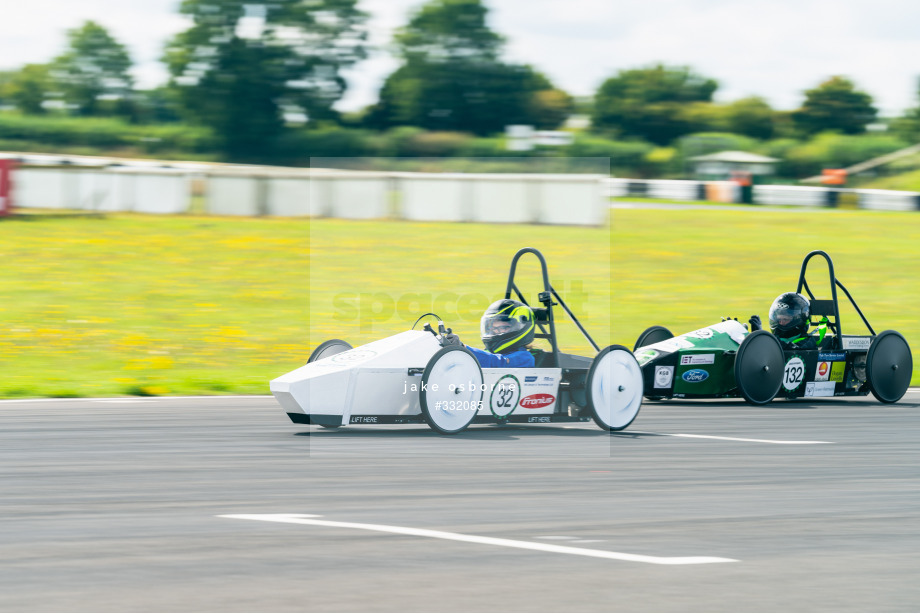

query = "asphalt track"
(2, 391), (919, 612)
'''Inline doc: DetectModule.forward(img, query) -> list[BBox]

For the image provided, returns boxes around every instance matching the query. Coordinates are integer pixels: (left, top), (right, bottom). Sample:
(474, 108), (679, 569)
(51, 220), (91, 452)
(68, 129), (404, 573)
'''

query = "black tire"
(308, 339), (352, 363)
(586, 345), (644, 431)
(634, 325), (674, 351)
(734, 330), (784, 405)
(419, 346), (484, 435)
(867, 330), (912, 404)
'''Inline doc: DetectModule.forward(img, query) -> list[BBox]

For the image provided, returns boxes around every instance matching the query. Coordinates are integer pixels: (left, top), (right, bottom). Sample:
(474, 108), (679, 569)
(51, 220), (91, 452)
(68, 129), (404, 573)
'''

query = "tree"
(890, 76), (920, 143)
(591, 64), (718, 145)
(725, 96), (776, 140)
(1, 64), (53, 114)
(792, 76), (877, 136)
(366, 0), (570, 134)
(51, 21), (133, 116)
(164, 0), (367, 159)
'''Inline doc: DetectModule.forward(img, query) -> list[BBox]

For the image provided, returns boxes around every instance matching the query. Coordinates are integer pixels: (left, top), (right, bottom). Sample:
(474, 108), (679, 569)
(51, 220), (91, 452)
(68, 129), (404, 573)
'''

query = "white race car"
(271, 248), (644, 434)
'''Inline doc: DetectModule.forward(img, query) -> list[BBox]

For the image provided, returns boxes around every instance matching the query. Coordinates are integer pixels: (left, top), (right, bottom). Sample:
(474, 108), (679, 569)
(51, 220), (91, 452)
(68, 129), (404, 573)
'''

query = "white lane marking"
(629, 431), (833, 444)
(219, 514), (738, 566)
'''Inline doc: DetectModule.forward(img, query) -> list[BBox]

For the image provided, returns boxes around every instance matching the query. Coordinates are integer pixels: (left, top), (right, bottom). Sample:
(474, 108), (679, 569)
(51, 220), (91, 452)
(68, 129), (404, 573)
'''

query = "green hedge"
(0, 113), (216, 154)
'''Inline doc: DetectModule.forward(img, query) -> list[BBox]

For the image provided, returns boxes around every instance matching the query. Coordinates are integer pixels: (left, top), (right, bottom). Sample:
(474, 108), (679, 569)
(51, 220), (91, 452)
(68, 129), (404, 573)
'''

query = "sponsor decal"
(542, 376), (554, 382)
(680, 353), (715, 366)
(783, 356), (805, 391)
(636, 349), (659, 366)
(842, 337), (872, 350)
(329, 349), (377, 365)
(689, 327), (714, 339)
(830, 361), (846, 383)
(528, 416), (551, 423)
(681, 369), (709, 383)
(654, 366), (674, 388)
(519, 393), (555, 409)
(489, 374), (521, 419)
(524, 376), (538, 383)
(815, 361), (831, 382)
(804, 381), (836, 397)
(818, 352), (846, 361)
(407, 367), (424, 376)
(350, 416), (377, 423)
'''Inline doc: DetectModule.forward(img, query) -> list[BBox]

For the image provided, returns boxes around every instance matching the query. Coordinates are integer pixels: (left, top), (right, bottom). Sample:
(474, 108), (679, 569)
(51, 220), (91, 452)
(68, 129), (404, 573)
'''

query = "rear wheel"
(308, 339), (352, 363)
(308, 340), (351, 428)
(634, 326), (674, 351)
(867, 330), (912, 404)
(586, 345), (644, 431)
(419, 346), (484, 435)
(734, 330), (784, 405)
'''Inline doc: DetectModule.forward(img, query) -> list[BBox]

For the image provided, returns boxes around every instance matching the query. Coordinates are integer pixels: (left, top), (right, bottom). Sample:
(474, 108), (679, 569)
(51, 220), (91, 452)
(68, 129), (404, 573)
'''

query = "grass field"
(1, 208), (917, 398)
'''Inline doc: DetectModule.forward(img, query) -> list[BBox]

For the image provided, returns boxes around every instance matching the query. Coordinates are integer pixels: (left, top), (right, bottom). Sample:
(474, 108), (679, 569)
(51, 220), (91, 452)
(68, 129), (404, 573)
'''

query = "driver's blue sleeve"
(465, 346), (535, 368)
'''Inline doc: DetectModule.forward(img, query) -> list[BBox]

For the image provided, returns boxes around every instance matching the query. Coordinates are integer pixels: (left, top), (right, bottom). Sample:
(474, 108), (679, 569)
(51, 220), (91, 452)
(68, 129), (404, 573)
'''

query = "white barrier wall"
(535, 175), (604, 225)
(646, 179), (700, 201)
(132, 173), (191, 214)
(208, 176), (261, 216)
(471, 176), (532, 223)
(310, 174), (390, 219)
(267, 178), (311, 216)
(399, 175), (467, 222)
(12, 163), (920, 223)
(754, 185), (827, 207)
(857, 189), (920, 211)
(14, 169), (69, 209)
(16, 168), (190, 213)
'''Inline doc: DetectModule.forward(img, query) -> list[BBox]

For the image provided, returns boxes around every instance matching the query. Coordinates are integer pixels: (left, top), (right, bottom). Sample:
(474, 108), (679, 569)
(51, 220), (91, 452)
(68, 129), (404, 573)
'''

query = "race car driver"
(463, 299), (537, 368)
(749, 292), (828, 350)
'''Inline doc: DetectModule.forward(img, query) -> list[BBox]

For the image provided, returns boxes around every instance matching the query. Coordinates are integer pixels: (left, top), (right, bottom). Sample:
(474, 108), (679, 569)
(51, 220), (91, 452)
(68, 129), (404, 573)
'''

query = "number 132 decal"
(783, 356), (805, 391)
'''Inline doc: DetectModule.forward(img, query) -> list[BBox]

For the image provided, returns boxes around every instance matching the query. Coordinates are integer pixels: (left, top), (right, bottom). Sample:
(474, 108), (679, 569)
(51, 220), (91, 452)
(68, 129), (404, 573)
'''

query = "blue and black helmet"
(480, 299), (535, 354)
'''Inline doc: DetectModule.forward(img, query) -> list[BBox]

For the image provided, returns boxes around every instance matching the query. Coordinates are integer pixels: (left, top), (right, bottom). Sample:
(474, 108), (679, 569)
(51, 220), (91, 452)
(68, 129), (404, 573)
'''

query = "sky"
(2, 0), (919, 117)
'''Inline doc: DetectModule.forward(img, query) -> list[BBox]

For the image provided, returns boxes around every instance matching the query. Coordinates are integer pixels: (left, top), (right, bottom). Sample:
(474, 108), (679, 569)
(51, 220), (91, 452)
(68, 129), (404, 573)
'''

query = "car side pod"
(734, 330), (785, 405)
(586, 345), (644, 431)
(867, 330), (913, 404)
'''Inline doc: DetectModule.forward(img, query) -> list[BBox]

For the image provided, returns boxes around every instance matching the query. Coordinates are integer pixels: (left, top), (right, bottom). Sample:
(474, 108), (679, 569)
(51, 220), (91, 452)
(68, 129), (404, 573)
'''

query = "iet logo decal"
(681, 369), (709, 383)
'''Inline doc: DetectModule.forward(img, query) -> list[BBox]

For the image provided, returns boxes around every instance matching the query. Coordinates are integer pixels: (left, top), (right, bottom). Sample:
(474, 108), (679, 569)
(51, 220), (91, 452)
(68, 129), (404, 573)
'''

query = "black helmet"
(481, 299), (535, 354)
(768, 292), (810, 339)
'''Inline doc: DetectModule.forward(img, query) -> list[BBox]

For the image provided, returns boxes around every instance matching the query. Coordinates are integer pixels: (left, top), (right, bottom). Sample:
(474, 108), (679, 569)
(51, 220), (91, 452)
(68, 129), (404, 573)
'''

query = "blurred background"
(0, 0), (919, 185)
(0, 0), (918, 397)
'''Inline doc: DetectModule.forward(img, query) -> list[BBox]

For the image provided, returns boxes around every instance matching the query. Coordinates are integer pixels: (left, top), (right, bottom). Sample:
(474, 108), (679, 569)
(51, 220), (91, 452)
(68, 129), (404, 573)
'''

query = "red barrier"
(0, 159), (13, 216)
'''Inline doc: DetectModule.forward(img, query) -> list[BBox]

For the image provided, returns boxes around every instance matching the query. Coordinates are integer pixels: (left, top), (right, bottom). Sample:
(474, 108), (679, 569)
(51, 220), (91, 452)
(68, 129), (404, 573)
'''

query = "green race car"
(633, 250), (913, 405)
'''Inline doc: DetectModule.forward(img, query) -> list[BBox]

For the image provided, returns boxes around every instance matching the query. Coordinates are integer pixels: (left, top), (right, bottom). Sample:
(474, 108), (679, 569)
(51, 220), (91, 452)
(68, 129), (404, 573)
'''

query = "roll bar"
(795, 250), (875, 341)
(504, 247), (600, 366)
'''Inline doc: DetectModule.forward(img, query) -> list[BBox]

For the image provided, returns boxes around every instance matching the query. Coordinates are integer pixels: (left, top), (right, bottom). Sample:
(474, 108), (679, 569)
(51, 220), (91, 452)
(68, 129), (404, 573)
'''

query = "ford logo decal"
(682, 369), (709, 383)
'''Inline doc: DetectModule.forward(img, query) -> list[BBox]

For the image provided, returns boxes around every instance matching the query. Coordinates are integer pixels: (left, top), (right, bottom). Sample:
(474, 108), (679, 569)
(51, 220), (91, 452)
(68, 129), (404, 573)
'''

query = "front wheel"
(734, 330), (784, 405)
(419, 346), (484, 435)
(586, 345), (644, 431)
(867, 330), (912, 404)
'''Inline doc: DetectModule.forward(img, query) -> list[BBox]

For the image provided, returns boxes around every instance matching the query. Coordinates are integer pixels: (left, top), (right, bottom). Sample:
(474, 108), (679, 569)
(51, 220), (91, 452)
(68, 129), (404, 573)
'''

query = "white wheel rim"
(591, 348), (643, 429)
(424, 351), (483, 432)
